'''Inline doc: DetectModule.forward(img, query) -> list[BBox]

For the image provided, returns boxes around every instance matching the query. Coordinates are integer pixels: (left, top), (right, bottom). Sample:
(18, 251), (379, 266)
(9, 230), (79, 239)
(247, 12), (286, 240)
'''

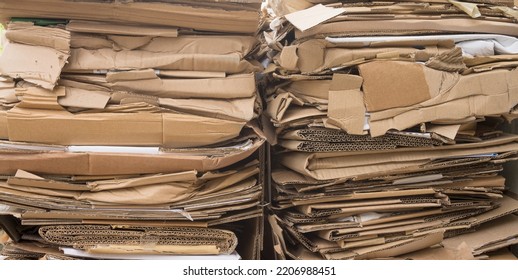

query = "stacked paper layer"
(0, 0), (266, 260)
(265, 0), (518, 260)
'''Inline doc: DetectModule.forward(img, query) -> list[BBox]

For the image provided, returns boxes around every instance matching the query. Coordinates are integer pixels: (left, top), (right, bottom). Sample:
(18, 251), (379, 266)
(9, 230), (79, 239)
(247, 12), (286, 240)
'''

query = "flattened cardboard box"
(5, 87), (246, 147)
(0, 0), (261, 34)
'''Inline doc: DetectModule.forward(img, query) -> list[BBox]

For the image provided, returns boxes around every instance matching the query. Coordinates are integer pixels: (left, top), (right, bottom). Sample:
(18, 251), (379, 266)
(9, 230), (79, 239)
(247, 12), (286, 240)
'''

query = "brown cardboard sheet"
(0, 164), (260, 207)
(108, 34), (257, 55)
(323, 231), (444, 260)
(0, 43), (68, 90)
(65, 48), (261, 74)
(66, 20), (179, 37)
(278, 39), (456, 73)
(442, 214), (518, 255)
(6, 87), (246, 147)
(284, 4), (345, 32)
(0, 109), (8, 139)
(295, 18), (518, 39)
(5, 22), (70, 52)
(0, 0), (261, 34)
(362, 62), (518, 113)
(278, 133), (442, 152)
(58, 87), (111, 110)
(108, 71), (257, 99)
(38, 225), (238, 255)
(157, 96), (256, 122)
(286, 79), (331, 100)
(0, 137), (263, 176)
(280, 135), (518, 180)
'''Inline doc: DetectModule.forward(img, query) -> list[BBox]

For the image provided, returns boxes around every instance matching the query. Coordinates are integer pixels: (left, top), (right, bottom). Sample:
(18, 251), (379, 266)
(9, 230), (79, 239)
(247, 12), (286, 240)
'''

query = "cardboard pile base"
(0, 0), (266, 260)
(264, 0), (518, 260)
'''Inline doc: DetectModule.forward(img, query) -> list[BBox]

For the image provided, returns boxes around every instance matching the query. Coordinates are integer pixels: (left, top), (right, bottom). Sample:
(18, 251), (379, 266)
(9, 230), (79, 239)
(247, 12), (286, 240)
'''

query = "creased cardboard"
(443, 213), (518, 256)
(326, 74), (365, 134)
(0, 0), (262, 34)
(0, 43), (69, 90)
(0, 110), (8, 139)
(58, 87), (110, 109)
(5, 22), (70, 53)
(296, 18), (518, 39)
(39, 225), (238, 255)
(108, 71), (257, 99)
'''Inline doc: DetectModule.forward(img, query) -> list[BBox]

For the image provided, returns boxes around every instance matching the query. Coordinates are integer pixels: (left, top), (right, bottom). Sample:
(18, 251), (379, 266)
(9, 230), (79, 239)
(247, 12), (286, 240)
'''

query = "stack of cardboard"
(264, 0), (518, 260)
(0, 0), (266, 260)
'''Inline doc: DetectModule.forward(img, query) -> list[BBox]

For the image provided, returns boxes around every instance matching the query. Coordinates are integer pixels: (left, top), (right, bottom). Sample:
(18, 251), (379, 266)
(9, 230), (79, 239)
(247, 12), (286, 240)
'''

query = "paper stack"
(264, 0), (518, 260)
(0, 0), (266, 260)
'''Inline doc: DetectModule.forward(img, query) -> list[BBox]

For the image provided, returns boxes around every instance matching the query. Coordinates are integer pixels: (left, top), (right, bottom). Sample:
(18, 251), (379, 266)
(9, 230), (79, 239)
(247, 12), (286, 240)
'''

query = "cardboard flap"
(13, 87), (70, 112)
(287, 79), (331, 99)
(448, 0), (481, 18)
(327, 74), (365, 135)
(14, 169), (44, 180)
(426, 124), (461, 140)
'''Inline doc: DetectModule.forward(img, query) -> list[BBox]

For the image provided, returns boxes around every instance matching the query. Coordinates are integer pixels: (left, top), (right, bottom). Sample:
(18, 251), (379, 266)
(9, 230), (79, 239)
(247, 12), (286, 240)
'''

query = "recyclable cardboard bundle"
(0, 0), (266, 260)
(264, 0), (518, 260)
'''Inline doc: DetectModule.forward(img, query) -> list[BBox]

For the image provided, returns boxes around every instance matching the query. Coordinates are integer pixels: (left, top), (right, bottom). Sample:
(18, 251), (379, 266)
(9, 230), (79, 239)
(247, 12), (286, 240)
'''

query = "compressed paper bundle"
(264, 0), (518, 260)
(0, 0), (266, 260)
